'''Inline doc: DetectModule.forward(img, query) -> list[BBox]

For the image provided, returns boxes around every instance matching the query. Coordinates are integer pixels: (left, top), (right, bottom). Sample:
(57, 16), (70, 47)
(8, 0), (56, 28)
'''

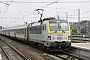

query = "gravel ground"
(0, 36), (57, 60)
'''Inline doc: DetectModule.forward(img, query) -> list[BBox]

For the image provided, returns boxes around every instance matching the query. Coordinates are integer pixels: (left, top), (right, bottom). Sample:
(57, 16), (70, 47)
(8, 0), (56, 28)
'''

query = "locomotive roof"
(29, 19), (68, 27)
(49, 19), (68, 23)
(31, 22), (41, 26)
(8, 19), (68, 29)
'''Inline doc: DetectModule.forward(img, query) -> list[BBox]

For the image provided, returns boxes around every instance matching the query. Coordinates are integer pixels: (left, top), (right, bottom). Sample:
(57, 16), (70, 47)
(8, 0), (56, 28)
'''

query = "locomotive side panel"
(28, 25), (43, 43)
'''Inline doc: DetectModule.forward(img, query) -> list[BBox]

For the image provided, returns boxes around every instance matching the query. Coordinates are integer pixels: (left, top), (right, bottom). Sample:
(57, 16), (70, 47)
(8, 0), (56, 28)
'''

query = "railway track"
(48, 51), (85, 60)
(0, 35), (88, 60)
(0, 35), (52, 60)
(0, 38), (28, 60)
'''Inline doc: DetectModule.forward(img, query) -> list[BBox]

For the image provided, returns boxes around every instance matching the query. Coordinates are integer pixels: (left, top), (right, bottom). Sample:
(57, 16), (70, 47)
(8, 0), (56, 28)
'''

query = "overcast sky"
(0, 0), (90, 27)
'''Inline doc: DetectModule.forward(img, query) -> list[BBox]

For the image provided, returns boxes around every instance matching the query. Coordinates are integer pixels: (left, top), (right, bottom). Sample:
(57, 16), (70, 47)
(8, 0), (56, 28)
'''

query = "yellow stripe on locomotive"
(46, 20), (71, 42)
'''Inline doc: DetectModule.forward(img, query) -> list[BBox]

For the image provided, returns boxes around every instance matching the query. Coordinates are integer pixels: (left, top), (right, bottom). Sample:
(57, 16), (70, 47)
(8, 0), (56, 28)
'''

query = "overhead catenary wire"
(10, 11), (35, 21)
(0, 0), (90, 26)
(42, 0), (59, 8)
(1, 0), (89, 18)
(0, 1), (90, 3)
(18, 0), (42, 17)
(69, 10), (90, 17)
(7, 0), (59, 21)
(0, 0), (13, 20)
(7, 0), (42, 21)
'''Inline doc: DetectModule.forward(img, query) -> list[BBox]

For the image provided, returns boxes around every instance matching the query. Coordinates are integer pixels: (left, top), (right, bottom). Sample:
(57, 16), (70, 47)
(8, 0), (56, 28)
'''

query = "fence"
(70, 34), (90, 43)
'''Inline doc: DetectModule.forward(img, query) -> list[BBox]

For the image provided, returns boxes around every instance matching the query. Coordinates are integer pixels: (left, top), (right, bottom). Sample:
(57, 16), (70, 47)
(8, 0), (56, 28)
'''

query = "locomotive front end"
(46, 19), (71, 50)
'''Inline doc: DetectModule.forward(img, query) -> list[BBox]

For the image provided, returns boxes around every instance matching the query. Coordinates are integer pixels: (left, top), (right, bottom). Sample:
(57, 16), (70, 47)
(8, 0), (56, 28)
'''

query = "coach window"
(43, 25), (46, 30)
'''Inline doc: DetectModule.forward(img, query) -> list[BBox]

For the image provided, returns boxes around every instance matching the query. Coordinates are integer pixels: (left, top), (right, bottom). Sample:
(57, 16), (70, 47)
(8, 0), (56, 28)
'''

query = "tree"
(81, 28), (86, 33)
(71, 28), (77, 34)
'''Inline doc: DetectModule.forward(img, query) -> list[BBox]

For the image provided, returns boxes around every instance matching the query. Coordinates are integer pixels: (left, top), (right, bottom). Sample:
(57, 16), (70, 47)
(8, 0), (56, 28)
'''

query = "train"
(0, 18), (71, 51)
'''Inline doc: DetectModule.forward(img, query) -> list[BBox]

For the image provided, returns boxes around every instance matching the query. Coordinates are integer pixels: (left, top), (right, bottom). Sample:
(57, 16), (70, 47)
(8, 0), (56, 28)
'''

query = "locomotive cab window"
(42, 25), (46, 30)
(60, 23), (68, 31)
(49, 22), (68, 31)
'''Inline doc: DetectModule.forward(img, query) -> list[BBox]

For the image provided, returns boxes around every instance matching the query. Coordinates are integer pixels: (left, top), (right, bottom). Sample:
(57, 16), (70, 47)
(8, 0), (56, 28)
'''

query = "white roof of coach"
(15, 24), (27, 29)
(9, 24), (28, 30)
(9, 27), (15, 30)
(2, 27), (10, 30)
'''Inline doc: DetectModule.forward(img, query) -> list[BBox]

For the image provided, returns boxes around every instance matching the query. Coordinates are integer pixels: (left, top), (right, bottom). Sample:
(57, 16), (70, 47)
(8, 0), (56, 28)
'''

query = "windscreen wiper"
(59, 25), (65, 33)
(60, 27), (65, 33)
(54, 27), (58, 33)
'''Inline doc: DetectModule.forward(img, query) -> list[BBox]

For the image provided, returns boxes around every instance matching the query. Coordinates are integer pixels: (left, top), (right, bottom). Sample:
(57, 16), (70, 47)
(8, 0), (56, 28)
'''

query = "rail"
(0, 38), (28, 60)
(0, 44), (11, 60)
(49, 51), (85, 60)
(70, 46), (90, 60)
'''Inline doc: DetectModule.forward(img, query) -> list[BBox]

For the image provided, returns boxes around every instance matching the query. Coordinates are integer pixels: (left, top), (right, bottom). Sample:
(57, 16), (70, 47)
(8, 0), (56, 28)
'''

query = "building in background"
(70, 20), (90, 36)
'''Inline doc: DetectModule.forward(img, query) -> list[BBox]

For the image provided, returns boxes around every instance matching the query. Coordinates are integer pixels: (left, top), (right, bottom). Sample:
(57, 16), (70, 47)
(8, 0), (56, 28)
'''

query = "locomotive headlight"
(48, 36), (51, 40)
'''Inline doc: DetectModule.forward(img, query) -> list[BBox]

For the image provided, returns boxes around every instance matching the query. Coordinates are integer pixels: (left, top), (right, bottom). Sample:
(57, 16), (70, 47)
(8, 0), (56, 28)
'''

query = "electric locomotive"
(28, 18), (71, 51)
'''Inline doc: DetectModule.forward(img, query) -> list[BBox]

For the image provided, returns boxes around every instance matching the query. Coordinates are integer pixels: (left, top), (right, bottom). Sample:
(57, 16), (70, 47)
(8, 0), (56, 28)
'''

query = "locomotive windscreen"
(49, 20), (68, 31)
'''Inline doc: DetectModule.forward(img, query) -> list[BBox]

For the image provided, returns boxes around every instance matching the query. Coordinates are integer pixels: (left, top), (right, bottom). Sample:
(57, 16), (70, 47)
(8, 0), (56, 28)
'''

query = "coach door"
(42, 25), (47, 41)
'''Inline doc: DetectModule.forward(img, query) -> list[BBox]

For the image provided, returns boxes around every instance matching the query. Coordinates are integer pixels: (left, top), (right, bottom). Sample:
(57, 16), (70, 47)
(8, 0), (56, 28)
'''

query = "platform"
(71, 43), (90, 59)
(71, 43), (90, 51)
